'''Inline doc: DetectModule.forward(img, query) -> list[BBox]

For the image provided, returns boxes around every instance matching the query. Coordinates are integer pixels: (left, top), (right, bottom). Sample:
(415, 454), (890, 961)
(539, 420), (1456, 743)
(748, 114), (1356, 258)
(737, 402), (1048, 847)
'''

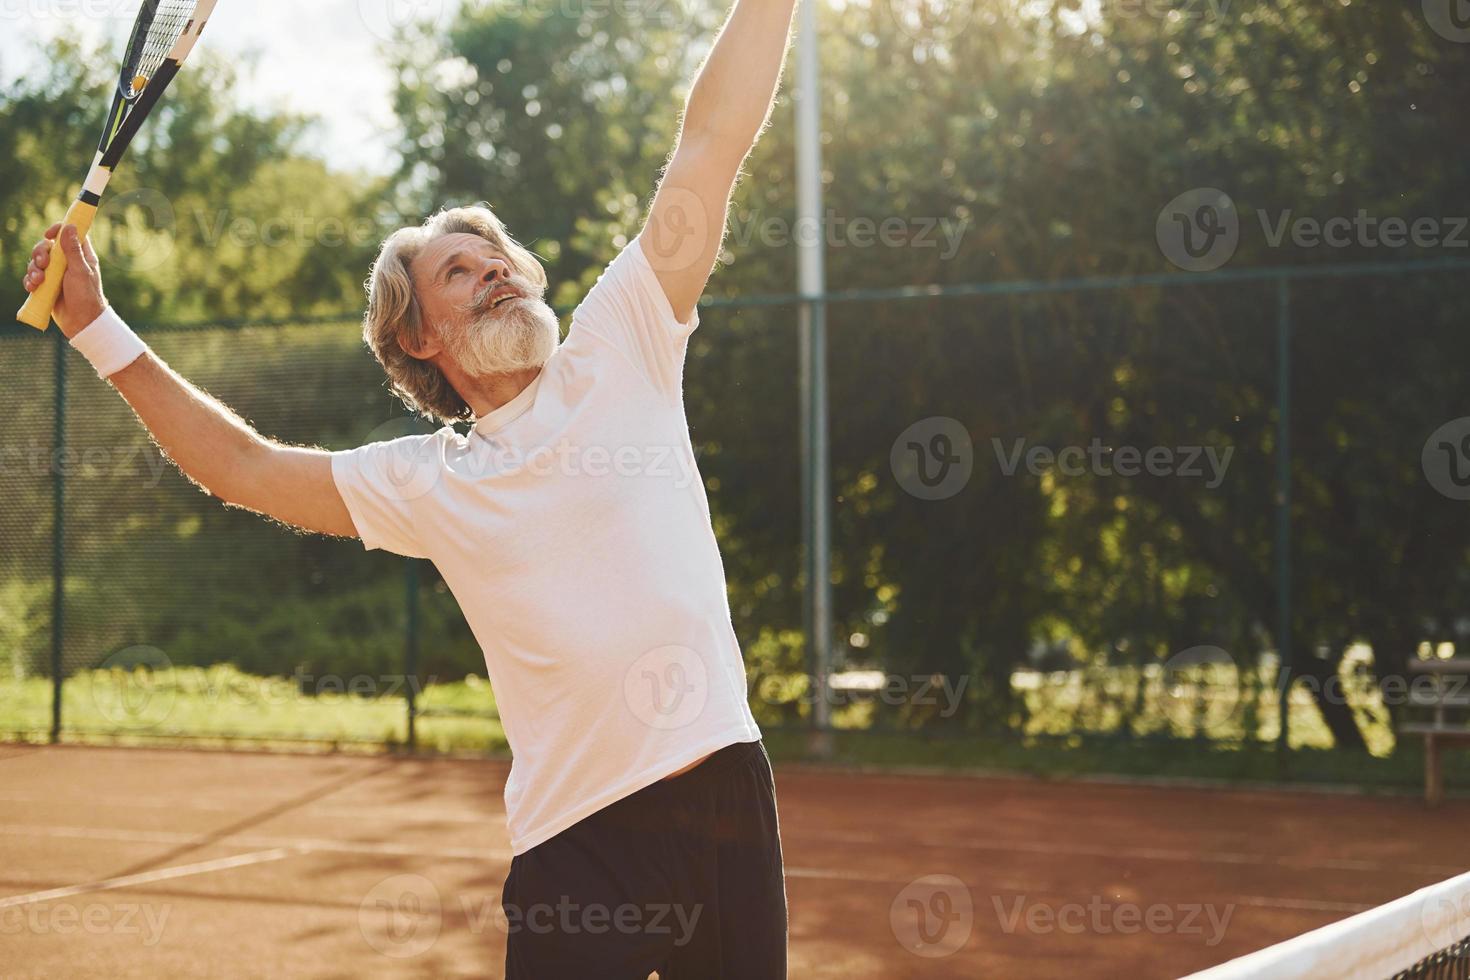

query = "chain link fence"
(2, 260), (1468, 774)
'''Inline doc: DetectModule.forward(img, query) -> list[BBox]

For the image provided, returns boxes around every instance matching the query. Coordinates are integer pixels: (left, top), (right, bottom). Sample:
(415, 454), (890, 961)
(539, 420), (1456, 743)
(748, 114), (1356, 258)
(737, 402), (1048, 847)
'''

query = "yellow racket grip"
(16, 199), (99, 331)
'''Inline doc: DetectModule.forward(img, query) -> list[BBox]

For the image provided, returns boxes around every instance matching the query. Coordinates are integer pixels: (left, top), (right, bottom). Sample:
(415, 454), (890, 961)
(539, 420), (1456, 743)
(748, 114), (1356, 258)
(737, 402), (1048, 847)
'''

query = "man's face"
(408, 232), (560, 376)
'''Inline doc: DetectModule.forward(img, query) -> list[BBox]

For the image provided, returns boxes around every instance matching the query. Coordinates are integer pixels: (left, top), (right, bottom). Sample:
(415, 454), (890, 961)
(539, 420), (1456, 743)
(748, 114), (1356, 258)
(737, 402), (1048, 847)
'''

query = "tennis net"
(1183, 871), (1470, 980)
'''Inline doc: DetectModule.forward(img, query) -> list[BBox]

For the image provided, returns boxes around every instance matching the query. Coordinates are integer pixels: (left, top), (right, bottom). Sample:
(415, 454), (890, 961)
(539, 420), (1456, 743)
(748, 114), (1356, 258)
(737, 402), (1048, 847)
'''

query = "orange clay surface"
(0, 743), (1462, 978)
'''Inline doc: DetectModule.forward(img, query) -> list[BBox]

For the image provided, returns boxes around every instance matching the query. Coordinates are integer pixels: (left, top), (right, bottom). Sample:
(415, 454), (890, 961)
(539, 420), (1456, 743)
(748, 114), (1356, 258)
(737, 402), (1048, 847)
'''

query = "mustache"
(459, 276), (542, 317)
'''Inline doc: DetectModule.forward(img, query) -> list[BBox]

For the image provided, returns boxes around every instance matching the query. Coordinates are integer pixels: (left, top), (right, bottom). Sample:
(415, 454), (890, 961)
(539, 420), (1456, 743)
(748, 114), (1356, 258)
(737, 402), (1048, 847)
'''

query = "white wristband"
(71, 307), (149, 380)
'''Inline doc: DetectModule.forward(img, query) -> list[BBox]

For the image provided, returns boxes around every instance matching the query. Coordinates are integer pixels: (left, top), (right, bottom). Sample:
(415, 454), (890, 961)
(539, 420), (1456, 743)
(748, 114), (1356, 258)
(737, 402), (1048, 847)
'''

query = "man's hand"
(22, 223), (107, 338)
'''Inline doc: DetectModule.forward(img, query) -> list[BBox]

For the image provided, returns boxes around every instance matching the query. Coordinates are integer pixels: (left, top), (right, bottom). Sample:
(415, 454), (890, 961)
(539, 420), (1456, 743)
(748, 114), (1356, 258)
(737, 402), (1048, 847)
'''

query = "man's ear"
(399, 322), (442, 361)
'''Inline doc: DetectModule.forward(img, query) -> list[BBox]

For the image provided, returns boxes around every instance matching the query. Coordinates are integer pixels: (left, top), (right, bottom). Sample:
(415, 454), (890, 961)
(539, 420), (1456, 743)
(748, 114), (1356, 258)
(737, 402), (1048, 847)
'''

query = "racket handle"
(16, 199), (99, 331)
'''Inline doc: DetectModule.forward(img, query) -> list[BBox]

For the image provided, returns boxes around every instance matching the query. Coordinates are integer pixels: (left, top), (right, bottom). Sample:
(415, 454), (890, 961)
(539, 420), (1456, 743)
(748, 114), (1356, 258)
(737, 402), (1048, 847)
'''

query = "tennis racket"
(16, 0), (217, 330)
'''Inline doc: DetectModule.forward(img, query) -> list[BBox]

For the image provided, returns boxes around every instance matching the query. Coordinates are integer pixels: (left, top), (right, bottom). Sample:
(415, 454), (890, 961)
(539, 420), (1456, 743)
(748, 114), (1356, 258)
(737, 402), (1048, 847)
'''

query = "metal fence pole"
(405, 559), (420, 751)
(1274, 278), (1293, 755)
(50, 328), (67, 744)
(795, 0), (833, 757)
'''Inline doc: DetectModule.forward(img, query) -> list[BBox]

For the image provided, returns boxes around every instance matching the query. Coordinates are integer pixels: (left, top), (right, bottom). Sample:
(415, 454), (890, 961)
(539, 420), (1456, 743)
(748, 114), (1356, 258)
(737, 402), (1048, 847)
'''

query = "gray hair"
(363, 205), (548, 422)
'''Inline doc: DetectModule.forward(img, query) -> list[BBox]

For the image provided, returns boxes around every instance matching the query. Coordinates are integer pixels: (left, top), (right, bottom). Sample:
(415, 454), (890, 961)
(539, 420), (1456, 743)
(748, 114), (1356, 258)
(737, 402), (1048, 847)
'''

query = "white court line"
(0, 791), (501, 823)
(784, 866), (1052, 892)
(0, 823), (512, 863)
(0, 796), (1437, 873)
(1, 803), (1443, 877)
(0, 824), (1384, 917)
(0, 802), (1444, 877)
(0, 848), (299, 910)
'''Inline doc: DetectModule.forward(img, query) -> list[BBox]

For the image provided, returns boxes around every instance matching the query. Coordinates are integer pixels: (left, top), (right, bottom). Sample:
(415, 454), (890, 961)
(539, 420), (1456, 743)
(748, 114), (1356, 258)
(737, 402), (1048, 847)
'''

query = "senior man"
(20, 0), (798, 974)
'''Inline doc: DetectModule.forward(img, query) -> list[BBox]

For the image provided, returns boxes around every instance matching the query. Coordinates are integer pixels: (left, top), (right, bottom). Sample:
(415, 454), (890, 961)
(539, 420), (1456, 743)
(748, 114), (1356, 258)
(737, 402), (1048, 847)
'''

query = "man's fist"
(22, 224), (107, 338)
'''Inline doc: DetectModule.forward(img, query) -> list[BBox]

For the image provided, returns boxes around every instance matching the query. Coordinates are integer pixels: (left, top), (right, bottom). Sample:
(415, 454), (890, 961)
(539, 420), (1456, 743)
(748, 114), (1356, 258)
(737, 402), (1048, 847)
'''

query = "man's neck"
(448, 365), (544, 420)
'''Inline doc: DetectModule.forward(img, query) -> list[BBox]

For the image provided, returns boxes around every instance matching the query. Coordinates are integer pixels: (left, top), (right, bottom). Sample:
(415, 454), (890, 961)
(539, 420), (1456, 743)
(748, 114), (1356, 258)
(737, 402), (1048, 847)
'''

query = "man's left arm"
(641, 0), (800, 323)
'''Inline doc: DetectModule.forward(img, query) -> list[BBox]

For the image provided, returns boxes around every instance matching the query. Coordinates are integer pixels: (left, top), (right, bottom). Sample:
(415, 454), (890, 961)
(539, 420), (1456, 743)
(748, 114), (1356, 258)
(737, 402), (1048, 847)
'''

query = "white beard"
(441, 293), (561, 377)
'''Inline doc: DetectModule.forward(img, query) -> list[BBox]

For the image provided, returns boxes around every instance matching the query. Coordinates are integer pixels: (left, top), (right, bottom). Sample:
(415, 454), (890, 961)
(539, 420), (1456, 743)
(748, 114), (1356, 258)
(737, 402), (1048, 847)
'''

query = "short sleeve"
(569, 234), (699, 397)
(330, 433), (449, 559)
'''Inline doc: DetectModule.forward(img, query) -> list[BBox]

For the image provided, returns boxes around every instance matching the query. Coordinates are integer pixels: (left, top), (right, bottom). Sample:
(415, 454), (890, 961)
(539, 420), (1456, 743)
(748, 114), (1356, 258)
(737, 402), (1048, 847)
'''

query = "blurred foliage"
(1, 1), (1468, 753)
(0, 41), (385, 321)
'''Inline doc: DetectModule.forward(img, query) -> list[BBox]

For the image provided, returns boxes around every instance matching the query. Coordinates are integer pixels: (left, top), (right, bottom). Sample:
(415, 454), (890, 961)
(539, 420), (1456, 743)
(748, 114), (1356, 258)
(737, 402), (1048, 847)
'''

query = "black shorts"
(501, 739), (787, 980)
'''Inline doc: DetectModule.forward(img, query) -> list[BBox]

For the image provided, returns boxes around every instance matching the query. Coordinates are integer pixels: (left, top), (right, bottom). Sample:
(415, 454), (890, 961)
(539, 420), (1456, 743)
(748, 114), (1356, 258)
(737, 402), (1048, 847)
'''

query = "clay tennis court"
(0, 743), (1462, 978)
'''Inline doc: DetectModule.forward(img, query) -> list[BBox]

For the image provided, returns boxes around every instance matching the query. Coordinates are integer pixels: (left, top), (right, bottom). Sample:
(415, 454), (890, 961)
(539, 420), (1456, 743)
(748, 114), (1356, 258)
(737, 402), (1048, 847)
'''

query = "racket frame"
(16, 0), (217, 331)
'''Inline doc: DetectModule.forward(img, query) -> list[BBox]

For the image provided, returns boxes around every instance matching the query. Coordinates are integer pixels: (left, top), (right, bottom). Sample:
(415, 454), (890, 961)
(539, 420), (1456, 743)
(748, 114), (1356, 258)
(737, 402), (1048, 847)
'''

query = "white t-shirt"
(332, 236), (762, 854)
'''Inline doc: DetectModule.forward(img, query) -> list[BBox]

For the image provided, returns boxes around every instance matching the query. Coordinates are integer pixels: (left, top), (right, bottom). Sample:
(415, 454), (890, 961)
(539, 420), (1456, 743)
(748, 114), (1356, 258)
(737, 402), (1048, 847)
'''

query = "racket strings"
(122, 0), (198, 97)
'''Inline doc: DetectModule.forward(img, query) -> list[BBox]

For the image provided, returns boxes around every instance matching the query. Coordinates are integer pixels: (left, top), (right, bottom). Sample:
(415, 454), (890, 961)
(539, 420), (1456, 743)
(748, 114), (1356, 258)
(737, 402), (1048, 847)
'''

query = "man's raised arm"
(642, 0), (800, 322)
(21, 224), (359, 540)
